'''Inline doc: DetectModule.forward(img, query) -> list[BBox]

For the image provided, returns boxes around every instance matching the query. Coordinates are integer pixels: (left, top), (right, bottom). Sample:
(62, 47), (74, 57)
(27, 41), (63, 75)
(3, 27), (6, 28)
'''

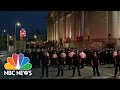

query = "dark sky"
(0, 11), (48, 37)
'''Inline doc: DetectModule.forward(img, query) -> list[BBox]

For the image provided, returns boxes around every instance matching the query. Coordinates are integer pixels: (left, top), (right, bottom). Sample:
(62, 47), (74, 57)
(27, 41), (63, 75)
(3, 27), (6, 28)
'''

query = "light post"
(15, 22), (21, 52)
(3, 30), (6, 33)
(2, 30), (8, 56)
(9, 35), (12, 39)
(34, 35), (37, 48)
(2, 30), (7, 48)
(34, 35), (37, 41)
(1, 30), (6, 37)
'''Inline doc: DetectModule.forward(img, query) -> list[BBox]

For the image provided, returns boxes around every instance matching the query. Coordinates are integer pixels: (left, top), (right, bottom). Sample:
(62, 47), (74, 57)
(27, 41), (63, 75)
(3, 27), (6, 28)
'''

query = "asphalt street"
(1, 64), (120, 79)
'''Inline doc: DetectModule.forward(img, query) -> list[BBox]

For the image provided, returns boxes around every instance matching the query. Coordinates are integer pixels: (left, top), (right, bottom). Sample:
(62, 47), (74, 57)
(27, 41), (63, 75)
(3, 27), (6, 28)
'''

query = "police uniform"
(68, 50), (75, 69)
(113, 51), (120, 77)
(57, 51), (66, 77)
(79, 51), (86, 68)
(91, 52), (100, 76)
(51, 51), (58, 67)
(72, 51), (81, 77)
(41, 51), (50, 77)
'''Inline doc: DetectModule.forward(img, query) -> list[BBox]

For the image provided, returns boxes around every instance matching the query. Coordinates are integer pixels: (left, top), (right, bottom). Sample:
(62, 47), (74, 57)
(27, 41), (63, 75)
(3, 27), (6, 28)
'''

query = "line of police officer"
(15, 47), (120, 78)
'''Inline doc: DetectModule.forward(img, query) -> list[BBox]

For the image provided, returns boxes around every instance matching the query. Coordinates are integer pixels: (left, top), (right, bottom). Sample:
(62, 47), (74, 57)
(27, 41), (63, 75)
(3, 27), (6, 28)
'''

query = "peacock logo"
(4, 53), (32, 70)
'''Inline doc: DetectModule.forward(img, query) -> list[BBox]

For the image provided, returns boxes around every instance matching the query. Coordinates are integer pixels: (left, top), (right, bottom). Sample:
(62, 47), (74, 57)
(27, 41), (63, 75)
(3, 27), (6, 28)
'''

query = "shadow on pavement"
(105, 67), (114, 68)
(81, 75), (94, 79)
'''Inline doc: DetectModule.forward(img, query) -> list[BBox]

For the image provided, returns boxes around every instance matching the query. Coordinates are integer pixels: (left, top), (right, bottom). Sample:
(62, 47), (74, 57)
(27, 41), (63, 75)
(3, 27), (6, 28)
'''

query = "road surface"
(0, 64), (120, 79)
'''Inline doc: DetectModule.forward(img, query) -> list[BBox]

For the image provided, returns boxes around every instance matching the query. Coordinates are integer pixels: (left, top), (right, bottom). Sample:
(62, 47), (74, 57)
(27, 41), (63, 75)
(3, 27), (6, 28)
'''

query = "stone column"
(55, 21), (58, 41)
(59, 17), (64, 41)
(118, 11), (120, 38)
(76, 12), (80, 37)
(66, 13), (72, 38)
(65, 14), (68, 48)
(81, 11), (85, 37)
(84, 11), (89, 40)
(53, 23), (55, 40)
(49, 22), (51, 40)
(73, 12), (77, 48)
(69, 15), (72, 39)
(47, 21), (49, 41)
(71, 12), (74, 41)
(49, 22), (52, 41)
(112, 11), (119, 39)
(63, 12), (66, 43)
(50, 22), (52, 40)
(65, 13), (72, 48)
(108, 11), (112, 36)
(50, 22), (54, 40)
(58, 19), (60, 41)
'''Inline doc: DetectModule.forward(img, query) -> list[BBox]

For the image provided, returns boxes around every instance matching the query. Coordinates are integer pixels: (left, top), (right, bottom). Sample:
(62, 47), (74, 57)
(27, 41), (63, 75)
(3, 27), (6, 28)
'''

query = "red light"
(20, 28), (26, 37)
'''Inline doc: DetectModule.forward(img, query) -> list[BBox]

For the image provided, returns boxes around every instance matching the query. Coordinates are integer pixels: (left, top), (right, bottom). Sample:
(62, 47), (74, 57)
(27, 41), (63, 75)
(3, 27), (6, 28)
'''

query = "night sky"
(0, 11), (48, 37)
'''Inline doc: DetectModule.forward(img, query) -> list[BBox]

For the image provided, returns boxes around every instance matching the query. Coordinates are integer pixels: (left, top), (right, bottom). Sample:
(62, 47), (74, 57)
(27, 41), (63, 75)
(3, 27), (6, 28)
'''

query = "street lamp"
(3, 30), (6, 33)
(9, 35), (12, 40)
(15, 22), (21, 52)
(2, 30), (8, 55)
(1, 29), (7, 41)
(34, 35), (37, 43)
(1, 30), (6, 37)
(34, 35), (37, 39)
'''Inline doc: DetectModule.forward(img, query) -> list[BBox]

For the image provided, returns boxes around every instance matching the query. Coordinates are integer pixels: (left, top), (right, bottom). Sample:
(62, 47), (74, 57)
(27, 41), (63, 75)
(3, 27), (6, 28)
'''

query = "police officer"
(72, 50), (81, 77)
(79, 50), (86, 69)
(32, 49), (38, 68)
(56, 49), (66, 77)
(68, 49), (75, 69)
(51, 50), (58, 68)
(41, 51), (50, 77)
(91, 52), (100, 76)
(38, 49), (43, 68)
(113, 51), (120, 77)
(113, 49), (118, 68)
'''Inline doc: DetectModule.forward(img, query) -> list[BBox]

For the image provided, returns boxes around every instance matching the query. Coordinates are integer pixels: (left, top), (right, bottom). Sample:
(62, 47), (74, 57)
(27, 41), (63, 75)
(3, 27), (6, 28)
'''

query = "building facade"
(47, 11), (120, 48)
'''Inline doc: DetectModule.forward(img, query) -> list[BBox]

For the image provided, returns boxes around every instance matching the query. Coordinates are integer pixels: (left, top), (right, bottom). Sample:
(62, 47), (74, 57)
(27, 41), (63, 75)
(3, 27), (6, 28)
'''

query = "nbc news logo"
(4, 53), (32, 76)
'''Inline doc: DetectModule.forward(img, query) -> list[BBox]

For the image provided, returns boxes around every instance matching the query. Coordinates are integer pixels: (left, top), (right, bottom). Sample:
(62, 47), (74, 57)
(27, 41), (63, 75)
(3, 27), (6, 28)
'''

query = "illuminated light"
(3, 30), (6, 32)
(9, 36), (12, 39)
(34, 35), (37, 38)
(16, 22), (21, 26)
(20, 28), (26, 37)
(69, 31), (71, 38)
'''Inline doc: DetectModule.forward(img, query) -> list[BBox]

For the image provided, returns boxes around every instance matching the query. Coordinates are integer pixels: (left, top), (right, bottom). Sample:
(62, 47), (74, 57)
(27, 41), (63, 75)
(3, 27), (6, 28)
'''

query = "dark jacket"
(41, 52), (49, 67)
(114, 55), (120, 65)
(91, 56), (99, 66)
(73, 53), (80, 65)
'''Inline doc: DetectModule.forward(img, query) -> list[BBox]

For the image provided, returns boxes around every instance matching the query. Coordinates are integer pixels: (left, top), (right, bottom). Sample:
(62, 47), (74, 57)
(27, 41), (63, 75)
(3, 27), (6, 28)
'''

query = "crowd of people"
(14, 47), (120, 78)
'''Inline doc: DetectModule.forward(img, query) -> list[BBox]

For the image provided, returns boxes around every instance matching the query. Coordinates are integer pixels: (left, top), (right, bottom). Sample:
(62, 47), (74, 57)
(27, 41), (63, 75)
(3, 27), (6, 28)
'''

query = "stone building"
(47, 11), (120, 48)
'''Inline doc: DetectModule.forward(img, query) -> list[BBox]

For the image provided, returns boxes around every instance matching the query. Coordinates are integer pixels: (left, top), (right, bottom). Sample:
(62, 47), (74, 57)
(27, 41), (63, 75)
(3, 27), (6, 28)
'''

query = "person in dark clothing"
(113, 50), (118, 67)
(32, 50), (38, 68)
(29, 50), (34, 66)
(102, 49), (106, 64)
(104, 50), (108, 64)
(68, 49), (75, 70)
(79, 50), (86, 69)
(56, 50), (66, 77)
(72, 50), (81, 77)
(91, 52), (100, 76)
(41, 51), (50, 77)
(37, 50), (42, 68)
(109, 50), (114, 64)
(98, 49), (104, 65)
(51, 50), (58, 68)
(86, 49), (92, 66)
(113, 51), (120, 77)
